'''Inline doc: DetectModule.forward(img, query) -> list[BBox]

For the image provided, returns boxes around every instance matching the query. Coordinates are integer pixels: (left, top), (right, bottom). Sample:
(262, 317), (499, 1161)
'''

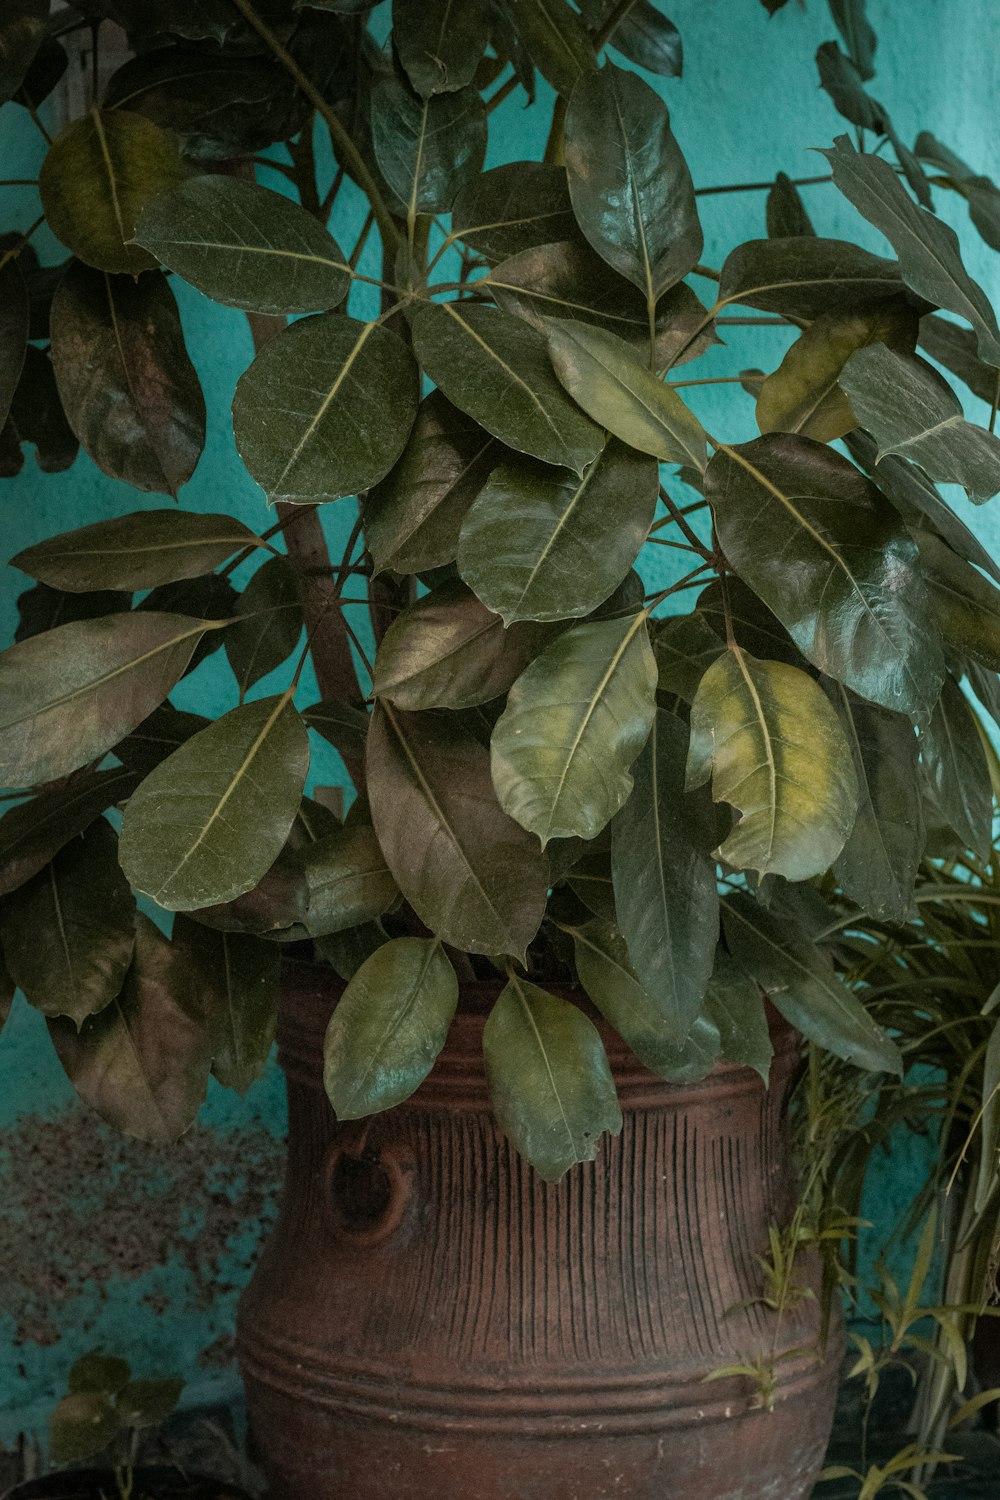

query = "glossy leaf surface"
(303, 824), (398, 936)
(0, 768), (138, 897)
(718, 236), (903, 321)
(451, 161), (576, 264)
(393, 0), (490, 95)
(483, 975), (621, 1181)
(491, 613), (657, 844)
(372, 74), (486, 216)
(323, 937), (457, 1117)
(500, 0), (596, 98)
(173, 916), (279, 1094)
(703, 948), (772, 1084)
(224, 556), (303, 694)
(686, 647), (859, 881)
(119, 696), (310, 911)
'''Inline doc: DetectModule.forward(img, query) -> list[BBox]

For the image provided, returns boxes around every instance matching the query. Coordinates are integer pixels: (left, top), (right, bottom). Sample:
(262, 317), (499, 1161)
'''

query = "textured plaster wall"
(1, 0), (998, 1437)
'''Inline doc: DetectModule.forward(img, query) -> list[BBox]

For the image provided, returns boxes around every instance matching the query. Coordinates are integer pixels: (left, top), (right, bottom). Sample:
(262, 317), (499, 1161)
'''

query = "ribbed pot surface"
(237, 961), (842, 1500)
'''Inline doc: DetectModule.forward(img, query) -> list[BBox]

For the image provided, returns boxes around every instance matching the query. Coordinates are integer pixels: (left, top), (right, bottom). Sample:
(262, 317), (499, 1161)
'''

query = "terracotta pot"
(238, 961), (842, 1500)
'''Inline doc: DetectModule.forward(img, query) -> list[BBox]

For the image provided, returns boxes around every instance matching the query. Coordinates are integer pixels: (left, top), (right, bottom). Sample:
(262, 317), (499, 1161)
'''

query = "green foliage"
(3, 0), (1000, 1188)
(51, 1350), (183, 1500)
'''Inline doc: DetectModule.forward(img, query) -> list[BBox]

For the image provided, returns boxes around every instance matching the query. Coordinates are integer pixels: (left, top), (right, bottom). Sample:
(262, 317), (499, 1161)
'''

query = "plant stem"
(226, 0), (402, 255)
(643, 561), (716, 615)
(667, 373), (765, 388)
(486, 73), (520, 113)
(0, 179), (38, 187)
(24, 98), (51, 145)
(0, 215), (44, 272)
(695, 173), (832, 197)
(657, 484), (712, 554)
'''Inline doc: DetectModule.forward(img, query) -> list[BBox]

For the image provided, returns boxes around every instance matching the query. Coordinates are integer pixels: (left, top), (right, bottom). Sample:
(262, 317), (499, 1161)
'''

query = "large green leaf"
(827, 683), (924, 925)
(916, 531), (1000, 673)
(570, 918), (720, 1084)
(49, 1393), (119, 1465)
(411, 302), (603, 475)
(483, 974), (622, 1181)
(841, 343), (1000, 503)
(367, 702), (548, 956)
(371, 74), (486, 218)
(233, 313), (418, 504)
(373, 579), (550, 709)
(1, 344), (79, 476)
(491, 612), (657, 844)
(919, 314), (999, 407)
(39, 108), (186, 275)
(119, 696), (310, 911)
(12, 509), (258, 594)
(50, 264), (205, 497)
(722, 893), (902, 1075)
(451, 161), (576, 265)
(0, 768), (137, 897)
(458, 440), (657, 624)
(114, 703), (211, 777)
(133, 175), (351, 316)
(921, 674), (992, 860)
(766, 173), (815, 239)
(830, 0), (876, 77)
(611, 708), (718, 1041)
(393, 0), (489, 95)
(0, 256), (28, 433)
(302, 824), (399, 936)
(487, 243), (719, 368)
(717, 236), (903, 321)
(323, 937), (458, 1118)
(697, 576), (800, 666)
(172, 916), (279, 1094)
(0, 1), (47, 105)
(565, 61), (701, 316)
(364, 391), (500, 575)
(224, 555), (303, 694)
(500, 0), (597, 98)
(686, 647), (859, 881)
(916, 132), (1000, 254)
(823, 136), (1000, 367)
(703, 947), (773, 1084)
(652, 611), (726, 703)
(48, 913), (212, 1142)
(706, 434), (945, 714)
(0, 818), (135, 1027)
(579, 0), (683, 76)
(547, 320), (707, 469)
(0, 611), (218, 788)
(756, 300), (916, 442)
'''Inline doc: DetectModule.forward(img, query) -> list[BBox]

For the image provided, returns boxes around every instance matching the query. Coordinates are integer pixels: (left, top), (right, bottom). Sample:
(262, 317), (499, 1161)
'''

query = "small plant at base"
(49, 1352), (184, 1500)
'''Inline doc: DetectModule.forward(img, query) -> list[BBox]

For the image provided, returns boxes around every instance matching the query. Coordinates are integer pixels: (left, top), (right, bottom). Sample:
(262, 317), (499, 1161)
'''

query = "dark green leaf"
(411, 301), (603, 475)
(915, 132), (1000, 254)
(0, 256), (28, 432)
(565, 62), (701, 305)
(233, 313), (419, 504)
(976, 1018), (1000, 1214)
(687, 646), (860, 880)
(186, 847), (307, 938)
(565, 846), (616, 919)
(766, 173), (815, 238)
(570, 919), (720, 1083)
(48, 912), (212, 1142)
(0, 768), (137, 897)
(696, 576), (800, 666)
(133, 175), (351, 316)
(0, 819), (135, 1026)
(371, 73), (486, 217)
(484, 974), (622, 1180)
(172, 916), (279, 1094)
(458, 440), (657, 624)
(756, 299), (916, 442)
(707, 434), (945, 713)
(452, 161), (576, 264)
(39, 108), (186, 275)
(13, 509), (257, 594)
(722, 892), (902, 1075)
(827, 684), (923, 924)
(324, 936), (457, 1117)
(2, 344), (79, 474)
(367, 702), (548, 956)
(823, 135), (1000, 367)
(921, 674), (992, 860)
(717, 235), (903, 321)
(302, 824), (398, 936)
(68, 1354), (131, 1396)
(50, 264), (205, 498)
(373, 578), (551, 709)
(841, 343), (1000, 503)
(139, 574), (239, 675)
(315, 920), (387, 982)
(816, 40), (884, 133)
(393, 0), (489, 95)
(301, 699), (370, 766)
(0, 611), (218, 788)
(548, 320), (707, 469)
(491, 612), (657, 844)
(829, 0), (876, 78)
(50, 1393), (119, 1464)
(579, 0), (682, 76)
(224, 556), (303, 694)
(703, 948), (772, 1084)
(611, 708), (719, 1040)
(919, 314), (1000, 407)
(915, 531), (1000, 673)
(15, 582), (131, 643)
(115, 1378), (184, 1430)
(651, 611), (725, 701)
(499, 0), (596, 98)
(120, 696), (309, 911)
(364, 391), (500, 576)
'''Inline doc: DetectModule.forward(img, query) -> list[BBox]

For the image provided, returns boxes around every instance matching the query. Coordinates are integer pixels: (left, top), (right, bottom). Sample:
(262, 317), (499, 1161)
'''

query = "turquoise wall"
(2, 0), (998, 1438)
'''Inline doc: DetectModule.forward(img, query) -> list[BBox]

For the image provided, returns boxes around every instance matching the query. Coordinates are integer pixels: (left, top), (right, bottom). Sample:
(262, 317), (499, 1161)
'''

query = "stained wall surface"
(1, 0), (997, 1437)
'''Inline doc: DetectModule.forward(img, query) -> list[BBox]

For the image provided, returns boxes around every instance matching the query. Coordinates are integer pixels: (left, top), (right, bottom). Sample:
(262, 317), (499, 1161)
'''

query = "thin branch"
(657, 484), (713, 555)
(668, 373), (766, 388)
(695, 173), (833, 197)
(486, 73), (520, 113)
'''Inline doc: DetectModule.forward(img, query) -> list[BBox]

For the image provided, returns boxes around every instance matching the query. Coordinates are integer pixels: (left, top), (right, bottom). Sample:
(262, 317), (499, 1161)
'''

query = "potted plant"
(3, 0), (1000, 1496)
